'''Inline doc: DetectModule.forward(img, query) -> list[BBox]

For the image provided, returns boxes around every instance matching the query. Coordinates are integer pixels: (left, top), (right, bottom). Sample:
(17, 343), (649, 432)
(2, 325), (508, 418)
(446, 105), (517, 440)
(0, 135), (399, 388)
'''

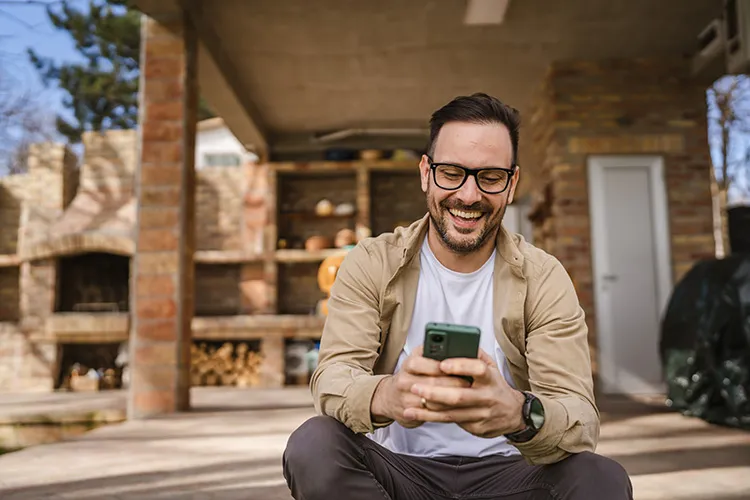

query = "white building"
(195, 117), (258, 169)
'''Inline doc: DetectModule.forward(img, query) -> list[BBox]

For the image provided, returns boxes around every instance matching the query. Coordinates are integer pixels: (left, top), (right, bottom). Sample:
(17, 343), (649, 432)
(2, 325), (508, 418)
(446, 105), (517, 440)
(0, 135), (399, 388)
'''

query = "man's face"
(419, 121), (518, 255)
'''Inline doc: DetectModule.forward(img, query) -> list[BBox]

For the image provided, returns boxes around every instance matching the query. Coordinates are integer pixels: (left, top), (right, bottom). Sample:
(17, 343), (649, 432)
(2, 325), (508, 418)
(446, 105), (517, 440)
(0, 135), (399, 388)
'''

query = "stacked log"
(190, 342), (263, 387)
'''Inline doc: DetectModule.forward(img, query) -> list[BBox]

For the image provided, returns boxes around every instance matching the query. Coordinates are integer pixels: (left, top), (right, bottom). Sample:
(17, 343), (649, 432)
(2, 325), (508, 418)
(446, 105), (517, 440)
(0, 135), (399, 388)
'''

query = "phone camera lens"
(432, 334), (444, 343)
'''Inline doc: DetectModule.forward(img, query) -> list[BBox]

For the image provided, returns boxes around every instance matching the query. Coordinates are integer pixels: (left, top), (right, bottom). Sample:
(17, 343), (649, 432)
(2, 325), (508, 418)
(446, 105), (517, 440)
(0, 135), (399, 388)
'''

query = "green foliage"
(28, 0), (214, 143)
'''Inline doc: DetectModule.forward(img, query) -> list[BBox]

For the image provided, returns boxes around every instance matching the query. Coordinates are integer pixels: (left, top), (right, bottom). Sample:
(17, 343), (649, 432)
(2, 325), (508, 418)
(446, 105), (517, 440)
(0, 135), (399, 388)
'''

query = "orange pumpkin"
(317, 253), (347, 295)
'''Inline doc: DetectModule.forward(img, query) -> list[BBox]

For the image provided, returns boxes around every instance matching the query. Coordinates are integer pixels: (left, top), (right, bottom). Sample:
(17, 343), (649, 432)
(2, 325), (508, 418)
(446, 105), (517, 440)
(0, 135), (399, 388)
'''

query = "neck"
(427, 223), (498, 273)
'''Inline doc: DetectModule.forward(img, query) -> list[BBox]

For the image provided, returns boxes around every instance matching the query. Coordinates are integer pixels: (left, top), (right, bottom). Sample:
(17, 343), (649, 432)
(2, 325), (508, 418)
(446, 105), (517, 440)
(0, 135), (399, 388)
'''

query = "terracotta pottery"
(305, 235), (332, 251)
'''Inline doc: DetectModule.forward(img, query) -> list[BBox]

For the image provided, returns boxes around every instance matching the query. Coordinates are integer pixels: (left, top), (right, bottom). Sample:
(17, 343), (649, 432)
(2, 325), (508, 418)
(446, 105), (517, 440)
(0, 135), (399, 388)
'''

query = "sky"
(0, 0), (87, 130)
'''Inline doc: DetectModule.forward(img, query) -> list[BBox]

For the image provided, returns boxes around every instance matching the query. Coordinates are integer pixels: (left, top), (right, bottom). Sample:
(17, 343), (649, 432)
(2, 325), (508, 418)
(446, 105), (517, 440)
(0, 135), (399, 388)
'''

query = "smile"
(448, 208), (483, 220)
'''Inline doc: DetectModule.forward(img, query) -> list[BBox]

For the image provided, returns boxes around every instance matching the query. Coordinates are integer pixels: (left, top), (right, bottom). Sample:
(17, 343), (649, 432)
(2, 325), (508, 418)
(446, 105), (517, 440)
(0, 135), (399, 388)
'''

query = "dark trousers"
(283, 416), (633, 500)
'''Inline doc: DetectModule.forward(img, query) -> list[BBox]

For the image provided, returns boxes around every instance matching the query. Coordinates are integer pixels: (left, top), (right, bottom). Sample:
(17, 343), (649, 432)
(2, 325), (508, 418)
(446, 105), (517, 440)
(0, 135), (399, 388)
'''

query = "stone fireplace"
(56, 253), (130, 313)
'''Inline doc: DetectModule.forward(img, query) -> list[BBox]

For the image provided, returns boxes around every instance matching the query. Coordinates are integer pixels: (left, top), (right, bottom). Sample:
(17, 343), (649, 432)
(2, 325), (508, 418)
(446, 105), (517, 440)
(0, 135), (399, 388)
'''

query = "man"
(283, 93), (633, 499)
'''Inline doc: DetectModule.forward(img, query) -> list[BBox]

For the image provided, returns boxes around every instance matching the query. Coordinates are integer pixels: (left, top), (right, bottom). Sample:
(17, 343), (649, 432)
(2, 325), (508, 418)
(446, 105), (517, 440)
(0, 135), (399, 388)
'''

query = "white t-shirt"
(368, 237), (520, 458)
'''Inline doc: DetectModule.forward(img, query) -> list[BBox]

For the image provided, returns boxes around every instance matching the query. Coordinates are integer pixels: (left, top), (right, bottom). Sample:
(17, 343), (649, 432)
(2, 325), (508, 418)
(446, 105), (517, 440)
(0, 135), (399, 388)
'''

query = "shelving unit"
(265, 158), (423, 317)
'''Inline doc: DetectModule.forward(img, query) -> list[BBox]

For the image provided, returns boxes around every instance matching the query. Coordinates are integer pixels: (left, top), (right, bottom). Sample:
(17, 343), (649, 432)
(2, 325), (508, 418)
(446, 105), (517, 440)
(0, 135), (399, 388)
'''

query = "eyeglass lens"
(434, 164), (509, 193)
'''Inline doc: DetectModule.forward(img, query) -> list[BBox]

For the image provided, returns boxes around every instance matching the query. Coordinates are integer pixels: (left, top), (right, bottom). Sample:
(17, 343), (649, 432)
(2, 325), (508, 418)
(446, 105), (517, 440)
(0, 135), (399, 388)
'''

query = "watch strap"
(504, 391), (541, 443)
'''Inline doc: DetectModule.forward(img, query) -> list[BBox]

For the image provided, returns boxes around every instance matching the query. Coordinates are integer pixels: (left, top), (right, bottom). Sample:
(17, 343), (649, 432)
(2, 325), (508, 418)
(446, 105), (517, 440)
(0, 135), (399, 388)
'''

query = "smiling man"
(283, 93), (633, 499)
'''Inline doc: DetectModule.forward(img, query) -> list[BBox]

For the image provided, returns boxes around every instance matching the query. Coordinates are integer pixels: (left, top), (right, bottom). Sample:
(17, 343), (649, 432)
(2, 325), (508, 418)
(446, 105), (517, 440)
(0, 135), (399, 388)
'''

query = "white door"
(588, 156), (672, 395)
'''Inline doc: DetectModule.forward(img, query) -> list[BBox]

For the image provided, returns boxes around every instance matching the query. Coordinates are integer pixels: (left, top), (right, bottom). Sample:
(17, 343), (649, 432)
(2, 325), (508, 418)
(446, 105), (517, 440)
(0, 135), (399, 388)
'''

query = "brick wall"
(196, 166), (246, 251)
(370, 171), (426, 235)
(195, 264), (241, 315)
(278, 262), (325, 315)
(527, 58), (715, 359)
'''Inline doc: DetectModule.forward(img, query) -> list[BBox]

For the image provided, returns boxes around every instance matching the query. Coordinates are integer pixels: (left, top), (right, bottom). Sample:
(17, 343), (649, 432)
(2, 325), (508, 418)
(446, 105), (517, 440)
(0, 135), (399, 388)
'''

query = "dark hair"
(427, 92), (520, 165)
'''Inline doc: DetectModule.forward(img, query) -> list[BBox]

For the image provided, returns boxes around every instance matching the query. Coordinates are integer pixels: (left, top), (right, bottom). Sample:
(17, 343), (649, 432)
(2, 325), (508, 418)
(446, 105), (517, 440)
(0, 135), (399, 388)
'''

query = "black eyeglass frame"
(426, 155), (518, 195)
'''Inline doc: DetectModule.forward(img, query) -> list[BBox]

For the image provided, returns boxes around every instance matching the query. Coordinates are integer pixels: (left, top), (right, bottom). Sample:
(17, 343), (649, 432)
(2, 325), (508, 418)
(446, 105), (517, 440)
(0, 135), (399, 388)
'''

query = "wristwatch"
(504, 391), (545, 443)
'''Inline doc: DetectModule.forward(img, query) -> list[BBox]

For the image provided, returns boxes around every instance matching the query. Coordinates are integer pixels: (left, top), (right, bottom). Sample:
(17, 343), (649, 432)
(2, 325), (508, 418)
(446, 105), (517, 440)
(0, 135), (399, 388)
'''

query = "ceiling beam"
(464, 0), (511, 26)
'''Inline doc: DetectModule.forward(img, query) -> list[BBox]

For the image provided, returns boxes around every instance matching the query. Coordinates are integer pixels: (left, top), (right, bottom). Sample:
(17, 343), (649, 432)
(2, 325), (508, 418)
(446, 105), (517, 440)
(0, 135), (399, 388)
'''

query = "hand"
(402, 349), (526, 438)
(371, 346), (471, 428)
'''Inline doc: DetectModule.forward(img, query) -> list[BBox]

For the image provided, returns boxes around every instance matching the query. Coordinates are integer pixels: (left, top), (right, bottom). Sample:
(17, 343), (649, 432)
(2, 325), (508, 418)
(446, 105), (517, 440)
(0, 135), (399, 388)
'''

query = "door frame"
(587, 155), (673, 394)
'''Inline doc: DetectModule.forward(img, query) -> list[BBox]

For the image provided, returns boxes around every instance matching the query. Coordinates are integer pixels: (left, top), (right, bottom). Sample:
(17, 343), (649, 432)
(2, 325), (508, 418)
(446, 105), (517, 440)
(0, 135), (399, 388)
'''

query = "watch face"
(529, 397), (545, 430)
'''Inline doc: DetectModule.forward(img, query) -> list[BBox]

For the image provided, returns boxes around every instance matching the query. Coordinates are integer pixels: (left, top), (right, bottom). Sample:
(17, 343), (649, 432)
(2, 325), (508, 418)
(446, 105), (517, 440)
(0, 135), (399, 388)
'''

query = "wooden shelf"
(274, 248), (347, 263)
(269, 159), (417, 172)
(44, 313), (325, 343)
(278, 211), (355, 220)
(0, 254), (19, 267)
(192, 314), (325, 340)
(194, 250), (265, 264)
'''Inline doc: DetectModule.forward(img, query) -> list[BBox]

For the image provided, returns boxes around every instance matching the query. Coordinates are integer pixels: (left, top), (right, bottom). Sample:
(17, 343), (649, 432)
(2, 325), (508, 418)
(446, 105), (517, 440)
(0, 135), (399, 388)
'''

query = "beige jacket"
(310, 214), (599, 465)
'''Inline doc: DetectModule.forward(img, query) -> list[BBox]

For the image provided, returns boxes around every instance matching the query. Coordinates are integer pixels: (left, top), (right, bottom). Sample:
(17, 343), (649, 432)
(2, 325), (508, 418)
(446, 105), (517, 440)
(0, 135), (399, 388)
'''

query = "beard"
(427, 185), (506, 255)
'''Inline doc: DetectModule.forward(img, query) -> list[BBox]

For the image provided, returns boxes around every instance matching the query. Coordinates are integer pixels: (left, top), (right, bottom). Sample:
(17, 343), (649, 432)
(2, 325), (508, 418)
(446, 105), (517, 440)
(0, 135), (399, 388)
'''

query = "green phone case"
(423, 322), (481, 361)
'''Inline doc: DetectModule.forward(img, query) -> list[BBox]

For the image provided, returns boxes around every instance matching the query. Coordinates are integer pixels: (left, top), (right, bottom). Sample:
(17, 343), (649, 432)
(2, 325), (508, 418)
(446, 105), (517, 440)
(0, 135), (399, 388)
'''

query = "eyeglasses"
(427, 156), (517, 195)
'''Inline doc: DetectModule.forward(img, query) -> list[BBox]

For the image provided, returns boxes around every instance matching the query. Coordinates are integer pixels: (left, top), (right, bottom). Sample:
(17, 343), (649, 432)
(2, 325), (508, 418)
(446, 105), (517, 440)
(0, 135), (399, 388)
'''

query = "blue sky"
(0, 0), (87, 129)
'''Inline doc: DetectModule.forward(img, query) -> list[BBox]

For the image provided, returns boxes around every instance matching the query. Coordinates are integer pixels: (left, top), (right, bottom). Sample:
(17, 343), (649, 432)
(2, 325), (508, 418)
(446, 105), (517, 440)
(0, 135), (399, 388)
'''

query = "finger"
(439, 358), (491, 381)
(403, 406), (489, 424)
(403, 354), (443, 377)
(421, 375), (472, 389)
(403, 393), (451, 412)
(411, 384), (488, 408)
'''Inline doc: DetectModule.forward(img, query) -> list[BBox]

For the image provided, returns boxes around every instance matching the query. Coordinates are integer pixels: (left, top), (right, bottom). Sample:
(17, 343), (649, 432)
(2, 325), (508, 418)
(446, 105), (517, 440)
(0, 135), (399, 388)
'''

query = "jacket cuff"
(349, 374), (393, 433)
(511, 394), (567, 464)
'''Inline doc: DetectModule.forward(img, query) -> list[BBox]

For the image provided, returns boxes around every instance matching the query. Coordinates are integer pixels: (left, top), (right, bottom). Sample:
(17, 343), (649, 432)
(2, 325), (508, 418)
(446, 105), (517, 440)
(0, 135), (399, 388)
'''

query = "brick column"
(129, 12), (197, 419)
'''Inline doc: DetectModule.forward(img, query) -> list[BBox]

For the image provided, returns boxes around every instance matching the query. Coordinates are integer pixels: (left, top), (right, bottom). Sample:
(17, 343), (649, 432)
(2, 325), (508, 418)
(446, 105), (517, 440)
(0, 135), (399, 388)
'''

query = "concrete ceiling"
(137, 0), (721, 157)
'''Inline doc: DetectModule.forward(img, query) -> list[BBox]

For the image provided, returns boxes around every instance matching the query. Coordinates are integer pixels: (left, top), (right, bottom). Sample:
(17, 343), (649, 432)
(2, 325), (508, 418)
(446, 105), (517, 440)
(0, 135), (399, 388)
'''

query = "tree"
(707, 75), (750, 258)
(0, 64), (54, 176)
(27, 0), (214, 144)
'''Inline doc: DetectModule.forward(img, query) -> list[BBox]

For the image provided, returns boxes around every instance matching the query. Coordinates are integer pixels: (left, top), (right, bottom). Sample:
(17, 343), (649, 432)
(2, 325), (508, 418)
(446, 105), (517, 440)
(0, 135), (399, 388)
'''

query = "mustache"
(439, 199), (492, 213)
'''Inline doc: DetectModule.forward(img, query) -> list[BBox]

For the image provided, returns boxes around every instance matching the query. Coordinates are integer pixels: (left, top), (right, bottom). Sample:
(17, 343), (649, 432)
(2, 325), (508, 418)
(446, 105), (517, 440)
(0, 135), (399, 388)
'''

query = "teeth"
(449, 208), (482, 219)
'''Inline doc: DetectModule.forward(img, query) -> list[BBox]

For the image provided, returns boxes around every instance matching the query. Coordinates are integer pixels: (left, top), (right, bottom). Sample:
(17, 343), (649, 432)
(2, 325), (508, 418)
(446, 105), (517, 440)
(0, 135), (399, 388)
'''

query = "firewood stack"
(190, 342), (264, 387)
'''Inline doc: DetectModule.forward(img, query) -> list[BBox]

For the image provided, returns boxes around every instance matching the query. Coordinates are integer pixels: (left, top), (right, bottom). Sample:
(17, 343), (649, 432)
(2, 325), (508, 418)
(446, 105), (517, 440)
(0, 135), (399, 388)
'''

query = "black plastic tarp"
(660, 254), (750, 430)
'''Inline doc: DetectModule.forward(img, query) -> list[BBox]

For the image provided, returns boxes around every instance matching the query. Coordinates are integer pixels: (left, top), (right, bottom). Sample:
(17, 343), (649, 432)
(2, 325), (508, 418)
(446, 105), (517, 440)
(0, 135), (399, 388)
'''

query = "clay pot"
(305, 235), (332, 251)
(315, 199), (334, 216)
(359, 149), (383, 160)
(334, 228), (357, 248)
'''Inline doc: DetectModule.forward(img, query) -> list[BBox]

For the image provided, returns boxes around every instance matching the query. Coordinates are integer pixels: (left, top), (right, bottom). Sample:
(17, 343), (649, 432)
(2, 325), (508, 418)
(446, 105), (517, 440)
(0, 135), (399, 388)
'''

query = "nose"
(455, 174), (483, 206)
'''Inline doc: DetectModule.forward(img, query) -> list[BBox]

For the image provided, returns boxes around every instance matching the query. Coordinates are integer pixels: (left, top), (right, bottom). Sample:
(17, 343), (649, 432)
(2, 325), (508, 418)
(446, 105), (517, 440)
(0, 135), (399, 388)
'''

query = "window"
(203, 153), (242, 167)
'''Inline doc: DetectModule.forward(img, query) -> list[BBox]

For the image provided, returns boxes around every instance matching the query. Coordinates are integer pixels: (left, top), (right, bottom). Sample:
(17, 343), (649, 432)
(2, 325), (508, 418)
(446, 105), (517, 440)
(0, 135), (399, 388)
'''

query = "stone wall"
(527, 58), (715, 361)
(0, 176), (24, 255)
(196, 166), (246, 251)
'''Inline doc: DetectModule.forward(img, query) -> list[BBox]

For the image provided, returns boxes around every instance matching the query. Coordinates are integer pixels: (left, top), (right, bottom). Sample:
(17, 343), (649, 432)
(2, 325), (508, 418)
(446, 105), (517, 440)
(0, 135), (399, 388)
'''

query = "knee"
(285, 415), (350, 464)
(562, 452), (632, 498)
(283, 416), (354, 490)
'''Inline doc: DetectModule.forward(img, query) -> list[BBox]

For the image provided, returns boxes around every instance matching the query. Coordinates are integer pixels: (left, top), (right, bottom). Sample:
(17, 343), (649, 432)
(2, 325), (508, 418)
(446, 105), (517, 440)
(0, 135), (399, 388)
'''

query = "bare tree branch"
(0, 62), (55, 176)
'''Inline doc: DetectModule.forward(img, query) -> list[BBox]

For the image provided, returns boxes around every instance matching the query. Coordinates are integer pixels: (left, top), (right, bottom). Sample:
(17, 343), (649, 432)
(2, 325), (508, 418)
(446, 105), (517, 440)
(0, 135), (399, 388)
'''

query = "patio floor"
(0, 387), (748, 499)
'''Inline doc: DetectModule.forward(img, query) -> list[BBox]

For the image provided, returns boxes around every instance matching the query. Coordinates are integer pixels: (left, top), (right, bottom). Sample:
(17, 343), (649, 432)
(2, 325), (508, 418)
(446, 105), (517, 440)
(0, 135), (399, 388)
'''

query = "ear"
(507, 166), (520, 205)
(419, 155), (431, 193)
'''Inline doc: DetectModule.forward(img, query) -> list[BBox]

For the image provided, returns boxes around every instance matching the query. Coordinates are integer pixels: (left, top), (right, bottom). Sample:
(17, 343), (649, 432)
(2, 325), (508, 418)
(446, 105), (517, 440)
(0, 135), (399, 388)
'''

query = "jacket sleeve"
(309, 242), (391, 434)
(513, 255), (600, 465)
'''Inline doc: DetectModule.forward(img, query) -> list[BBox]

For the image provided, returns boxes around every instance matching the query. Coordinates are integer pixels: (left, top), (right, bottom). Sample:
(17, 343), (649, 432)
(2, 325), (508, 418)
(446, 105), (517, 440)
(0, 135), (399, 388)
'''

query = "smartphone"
(423, 322), (480, 383)
(423, 322), (481, 361)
